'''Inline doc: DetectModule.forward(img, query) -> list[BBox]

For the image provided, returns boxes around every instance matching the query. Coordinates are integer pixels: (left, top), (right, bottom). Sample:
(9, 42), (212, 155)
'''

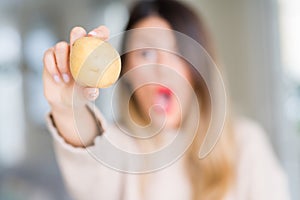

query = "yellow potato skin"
(70, 37), (121, 88)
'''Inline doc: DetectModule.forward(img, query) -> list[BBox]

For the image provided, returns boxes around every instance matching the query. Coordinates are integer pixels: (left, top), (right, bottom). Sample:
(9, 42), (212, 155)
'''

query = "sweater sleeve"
(45, 104), (125, 200)
(234, 119), (291, 200)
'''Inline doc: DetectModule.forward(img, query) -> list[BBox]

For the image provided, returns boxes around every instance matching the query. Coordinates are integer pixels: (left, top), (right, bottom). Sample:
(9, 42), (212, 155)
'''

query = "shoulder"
(232, 116), (281, 171)
(233, 117), (272, 155)
(231, 117), (290, 200)
(232, 117), (284, 171)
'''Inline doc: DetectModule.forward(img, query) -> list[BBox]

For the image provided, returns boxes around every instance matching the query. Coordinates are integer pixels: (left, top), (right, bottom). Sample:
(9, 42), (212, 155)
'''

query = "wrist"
(50, 103), (87, 116)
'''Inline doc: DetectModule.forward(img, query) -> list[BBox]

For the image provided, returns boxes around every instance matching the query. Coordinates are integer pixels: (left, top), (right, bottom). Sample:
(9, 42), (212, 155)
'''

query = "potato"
(70, 37), (121, 88)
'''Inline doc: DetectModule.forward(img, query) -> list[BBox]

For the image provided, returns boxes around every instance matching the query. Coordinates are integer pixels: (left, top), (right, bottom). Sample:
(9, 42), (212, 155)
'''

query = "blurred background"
(0, 0), (299, 199)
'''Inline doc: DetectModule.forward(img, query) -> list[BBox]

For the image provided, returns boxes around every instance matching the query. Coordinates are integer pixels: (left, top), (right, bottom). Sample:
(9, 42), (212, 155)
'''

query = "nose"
(157, 50), (174, 64)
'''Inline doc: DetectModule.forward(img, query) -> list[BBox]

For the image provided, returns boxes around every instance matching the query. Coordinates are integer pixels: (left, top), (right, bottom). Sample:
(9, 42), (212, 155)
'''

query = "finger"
(83, 87), (99, 101)
(70, 26), (87, 46)
(43, 47), (61, 84)
(88, 25), (110, 40)
(54, 41), (71, 84)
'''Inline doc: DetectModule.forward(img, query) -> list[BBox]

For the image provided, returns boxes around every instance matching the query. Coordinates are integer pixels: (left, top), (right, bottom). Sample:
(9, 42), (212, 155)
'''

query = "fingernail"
(53, 75), (61, 83)
(89, 93), (97, 98)
(62, 73), (70, 83)
(88, 88), (98, 97)
(88, 30), (104, 38)
(89, 91), (98, 99)
(88, 31), (97, 36)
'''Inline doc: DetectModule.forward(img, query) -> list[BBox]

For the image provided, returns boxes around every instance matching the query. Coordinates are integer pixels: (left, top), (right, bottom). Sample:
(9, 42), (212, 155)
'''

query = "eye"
(139, 49), (157, 62)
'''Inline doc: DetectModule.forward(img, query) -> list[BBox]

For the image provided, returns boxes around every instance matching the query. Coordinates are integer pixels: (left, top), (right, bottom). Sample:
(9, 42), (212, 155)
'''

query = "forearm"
(51, 105), (99, 147)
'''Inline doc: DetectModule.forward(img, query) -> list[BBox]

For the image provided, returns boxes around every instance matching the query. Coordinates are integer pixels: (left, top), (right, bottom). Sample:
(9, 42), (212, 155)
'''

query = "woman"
(43, 0), (290, 199)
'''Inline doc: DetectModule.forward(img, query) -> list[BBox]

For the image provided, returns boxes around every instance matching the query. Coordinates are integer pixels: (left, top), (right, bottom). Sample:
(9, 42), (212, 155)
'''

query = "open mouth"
(154, 86), (173, 113)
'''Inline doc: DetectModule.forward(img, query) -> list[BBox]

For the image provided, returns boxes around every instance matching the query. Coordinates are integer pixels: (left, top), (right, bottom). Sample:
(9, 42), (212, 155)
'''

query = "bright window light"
(279, 0), (300, 82)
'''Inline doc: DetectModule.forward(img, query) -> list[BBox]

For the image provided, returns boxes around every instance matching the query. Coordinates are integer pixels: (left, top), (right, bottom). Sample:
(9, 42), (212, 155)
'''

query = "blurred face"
(123, 16), (194, 130)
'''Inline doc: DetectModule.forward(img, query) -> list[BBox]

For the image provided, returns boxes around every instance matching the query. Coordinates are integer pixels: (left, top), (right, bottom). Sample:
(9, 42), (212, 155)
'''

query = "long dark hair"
(119, 1), (236, 200)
